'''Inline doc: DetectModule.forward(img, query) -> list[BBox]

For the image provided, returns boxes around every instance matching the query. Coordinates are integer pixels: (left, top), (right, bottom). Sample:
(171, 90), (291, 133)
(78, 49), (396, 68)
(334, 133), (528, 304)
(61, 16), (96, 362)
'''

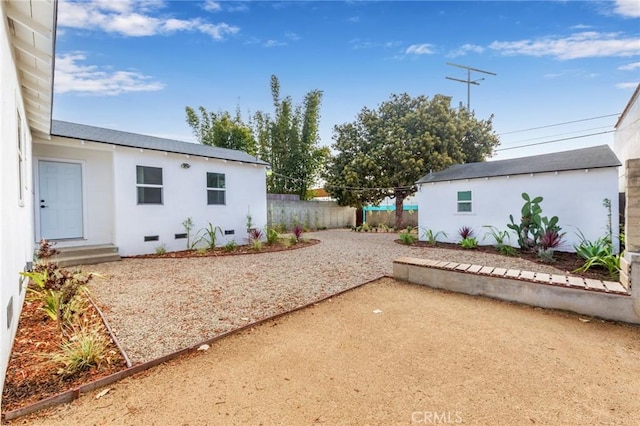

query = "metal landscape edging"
(2, 275), (388, 422)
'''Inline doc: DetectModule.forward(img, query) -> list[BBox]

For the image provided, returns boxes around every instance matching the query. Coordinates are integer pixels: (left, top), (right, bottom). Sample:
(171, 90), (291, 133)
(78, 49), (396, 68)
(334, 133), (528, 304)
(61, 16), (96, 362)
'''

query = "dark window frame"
(206, 172), (226, 205)
(457, 190), (472, 213)
(136, 166), (163, 205)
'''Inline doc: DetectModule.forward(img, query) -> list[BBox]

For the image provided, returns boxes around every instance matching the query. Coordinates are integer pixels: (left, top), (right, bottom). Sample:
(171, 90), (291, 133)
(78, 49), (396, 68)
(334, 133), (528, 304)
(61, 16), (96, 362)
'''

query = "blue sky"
(53, 0), (639, 161)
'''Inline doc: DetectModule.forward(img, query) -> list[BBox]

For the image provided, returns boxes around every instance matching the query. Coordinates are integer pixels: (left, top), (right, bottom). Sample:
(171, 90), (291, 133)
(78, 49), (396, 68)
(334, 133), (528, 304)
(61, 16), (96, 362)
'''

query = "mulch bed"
(402, 240), (613, 281)
(1, 296), (128, 413)
(126, 238), (320, 259)
(2, 239), (320, 414)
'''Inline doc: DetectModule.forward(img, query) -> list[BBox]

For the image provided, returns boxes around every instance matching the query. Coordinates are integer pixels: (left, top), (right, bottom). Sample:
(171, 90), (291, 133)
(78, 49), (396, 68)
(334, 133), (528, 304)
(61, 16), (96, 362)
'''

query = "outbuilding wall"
(416, 167), (619, 252)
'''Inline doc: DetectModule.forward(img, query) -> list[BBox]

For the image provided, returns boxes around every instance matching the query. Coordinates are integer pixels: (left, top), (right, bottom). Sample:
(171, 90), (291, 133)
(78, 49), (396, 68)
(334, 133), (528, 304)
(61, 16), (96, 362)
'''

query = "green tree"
(325, 93), (499, 229)
(253, 75), (328, 199)
(185, 106), (257, 156)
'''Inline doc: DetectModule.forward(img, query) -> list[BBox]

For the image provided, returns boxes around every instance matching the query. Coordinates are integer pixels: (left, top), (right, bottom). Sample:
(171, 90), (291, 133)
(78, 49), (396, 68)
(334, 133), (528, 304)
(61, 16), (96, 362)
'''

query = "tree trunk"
(394, 189), (405, 230)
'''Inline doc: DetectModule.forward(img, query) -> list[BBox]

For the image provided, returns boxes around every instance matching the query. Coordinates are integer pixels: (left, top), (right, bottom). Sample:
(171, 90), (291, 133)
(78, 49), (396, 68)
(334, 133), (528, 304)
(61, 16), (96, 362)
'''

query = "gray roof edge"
(416, 145), (620, 184)
(416, 164), (620, 184)
(51, 120), (269, 166)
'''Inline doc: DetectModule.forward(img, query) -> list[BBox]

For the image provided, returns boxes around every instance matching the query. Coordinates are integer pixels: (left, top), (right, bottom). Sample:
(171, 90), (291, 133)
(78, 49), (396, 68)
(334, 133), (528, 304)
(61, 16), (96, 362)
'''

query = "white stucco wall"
(614, 86), (640, 192)
(0, 12), (34, 398)
(416, 167), (620, 252)
(112, 148), (268, 256)
(32, 139), (115, 247)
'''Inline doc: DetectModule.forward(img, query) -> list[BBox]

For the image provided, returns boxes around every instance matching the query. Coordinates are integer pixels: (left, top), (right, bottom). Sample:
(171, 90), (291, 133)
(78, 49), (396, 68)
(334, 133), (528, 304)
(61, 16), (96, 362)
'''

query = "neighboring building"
(614, 83), (640, 192)
(1, 0), (56, 403)
(363, 195), (419, 228)
(35, 121), (268, 256)
(415, 145), (621, 252)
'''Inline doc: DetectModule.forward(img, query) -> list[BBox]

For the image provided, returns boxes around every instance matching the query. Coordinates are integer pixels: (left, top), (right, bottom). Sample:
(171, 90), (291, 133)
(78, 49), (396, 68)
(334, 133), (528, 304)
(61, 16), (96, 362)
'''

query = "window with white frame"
(207, 172), (225, 205)
(17, 110), (24, 206)
(136, 166), (163, 204)
(457, 190), (472, 213)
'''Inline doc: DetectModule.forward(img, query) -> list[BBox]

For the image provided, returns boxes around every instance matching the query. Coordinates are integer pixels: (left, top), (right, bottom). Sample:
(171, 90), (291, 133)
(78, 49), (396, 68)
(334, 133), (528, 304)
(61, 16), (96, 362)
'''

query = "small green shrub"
(182, 217), (196, 249)
(421, 227), (447, 245)
(47, 324), (109, 376)
(460, 237), (478, 249)
(155, 244), (166, 255)
(224, 240), (237, 252)
(537, 248), (556, 263)
(197, 223), (222, 250)
(266, 227), (279, 245)
(399, 231), (416, 245)
(573, 231), (621, 279)
(497, 244), (517, 256)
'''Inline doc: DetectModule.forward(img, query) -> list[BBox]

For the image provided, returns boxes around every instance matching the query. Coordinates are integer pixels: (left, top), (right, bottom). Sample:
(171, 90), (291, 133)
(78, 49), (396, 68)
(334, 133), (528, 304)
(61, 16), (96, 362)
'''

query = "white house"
(35, 121), (268, 256)
(1, 0), (56, 404)
(415, 145), (621, 252)
(614, 83), (640, 192)
(1, 0), (269, 404)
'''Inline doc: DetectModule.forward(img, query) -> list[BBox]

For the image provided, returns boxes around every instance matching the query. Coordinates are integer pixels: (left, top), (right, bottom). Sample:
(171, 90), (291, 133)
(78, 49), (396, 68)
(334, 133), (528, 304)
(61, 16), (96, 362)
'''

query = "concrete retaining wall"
(267, 200), (355, 230)
(393, 257), (640, 324)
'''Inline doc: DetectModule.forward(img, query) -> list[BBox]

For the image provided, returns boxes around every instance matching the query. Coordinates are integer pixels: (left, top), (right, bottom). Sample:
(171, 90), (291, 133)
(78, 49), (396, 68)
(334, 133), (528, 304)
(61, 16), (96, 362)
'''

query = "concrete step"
(51, 244), (120, 267)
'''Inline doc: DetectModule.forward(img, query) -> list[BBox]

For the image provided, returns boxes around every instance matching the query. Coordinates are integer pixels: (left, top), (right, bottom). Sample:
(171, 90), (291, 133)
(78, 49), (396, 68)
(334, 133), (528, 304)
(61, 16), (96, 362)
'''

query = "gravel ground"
(86, 229), (574, 364)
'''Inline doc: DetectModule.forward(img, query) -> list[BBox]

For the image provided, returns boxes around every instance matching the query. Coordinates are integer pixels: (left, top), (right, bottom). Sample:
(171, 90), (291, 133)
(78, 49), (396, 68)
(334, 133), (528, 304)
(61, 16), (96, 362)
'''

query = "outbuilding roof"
(51, 120), (269, 166)
(416, 145), (620, 184)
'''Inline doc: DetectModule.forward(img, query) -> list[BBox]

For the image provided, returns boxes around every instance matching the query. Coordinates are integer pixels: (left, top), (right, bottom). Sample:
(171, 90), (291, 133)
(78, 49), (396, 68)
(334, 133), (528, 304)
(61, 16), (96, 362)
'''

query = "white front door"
(38, 160), (84, 240)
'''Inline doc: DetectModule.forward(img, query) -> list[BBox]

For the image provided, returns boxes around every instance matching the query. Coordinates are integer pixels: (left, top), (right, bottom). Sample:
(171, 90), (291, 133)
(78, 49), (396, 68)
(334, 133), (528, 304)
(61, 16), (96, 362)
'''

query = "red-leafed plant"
(458, 226), (474, 240)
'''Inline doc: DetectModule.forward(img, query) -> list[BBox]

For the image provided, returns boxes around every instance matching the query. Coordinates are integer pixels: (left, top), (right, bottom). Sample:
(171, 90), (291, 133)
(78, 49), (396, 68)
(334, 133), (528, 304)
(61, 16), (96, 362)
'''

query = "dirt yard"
(19, 278), (640, 425)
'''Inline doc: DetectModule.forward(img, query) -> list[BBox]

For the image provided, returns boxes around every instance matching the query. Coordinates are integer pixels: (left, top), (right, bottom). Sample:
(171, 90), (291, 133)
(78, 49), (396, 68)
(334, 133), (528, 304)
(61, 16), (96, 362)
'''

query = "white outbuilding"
(415, 145), (621, 252)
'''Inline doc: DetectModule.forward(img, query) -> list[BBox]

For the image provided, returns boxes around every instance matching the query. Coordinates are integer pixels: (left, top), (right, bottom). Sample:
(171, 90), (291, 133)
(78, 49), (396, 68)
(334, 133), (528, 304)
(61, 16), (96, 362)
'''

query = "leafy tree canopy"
(252, 75), (329, 199)
(185, 106), (257, 156)
(324, 93), (500, 228)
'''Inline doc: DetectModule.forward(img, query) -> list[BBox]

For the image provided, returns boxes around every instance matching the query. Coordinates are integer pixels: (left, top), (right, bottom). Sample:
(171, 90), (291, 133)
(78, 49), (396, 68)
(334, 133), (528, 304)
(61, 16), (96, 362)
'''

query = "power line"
(445, 62), (496, 111)
(498, 113), (619, 136)
(501, 125), (612, 146)
(495, 130), (615, 152)
(269, 171), (414, 192)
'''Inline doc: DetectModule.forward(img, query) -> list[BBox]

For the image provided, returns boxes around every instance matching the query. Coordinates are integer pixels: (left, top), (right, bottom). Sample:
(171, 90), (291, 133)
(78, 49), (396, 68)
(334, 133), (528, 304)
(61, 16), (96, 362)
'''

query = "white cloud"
(489, 32), (640, 60)
(285, 32), (301, 41)
(405, 44), (435, 55)
(264, 39), (287, 48)
(618, 61), (640, 71)
(544, 69), (599, 79)
(55, 53), (165, 96)
(202, 1), (221, 12)
(447, 43), (485, 58)
(58, 0), (239, 39)
(616, 82), (640, 89)
(614, 0), (640, 18)
(348, 16), (360, 23)
(350, 39), (401, 50)
(570, 24), (593, 30)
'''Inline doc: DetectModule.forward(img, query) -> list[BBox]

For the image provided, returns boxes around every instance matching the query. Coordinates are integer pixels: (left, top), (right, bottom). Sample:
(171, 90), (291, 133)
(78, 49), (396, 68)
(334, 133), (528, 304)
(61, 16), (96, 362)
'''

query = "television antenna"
(446, 62), (496, 111)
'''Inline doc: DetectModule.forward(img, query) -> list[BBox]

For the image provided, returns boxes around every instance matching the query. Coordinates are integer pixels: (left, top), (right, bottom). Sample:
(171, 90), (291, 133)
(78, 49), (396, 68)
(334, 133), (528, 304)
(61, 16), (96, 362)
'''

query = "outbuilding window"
(136, 166), (163, 204)
(457, 191), (472, 213)
(207, 172), (225, 205)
